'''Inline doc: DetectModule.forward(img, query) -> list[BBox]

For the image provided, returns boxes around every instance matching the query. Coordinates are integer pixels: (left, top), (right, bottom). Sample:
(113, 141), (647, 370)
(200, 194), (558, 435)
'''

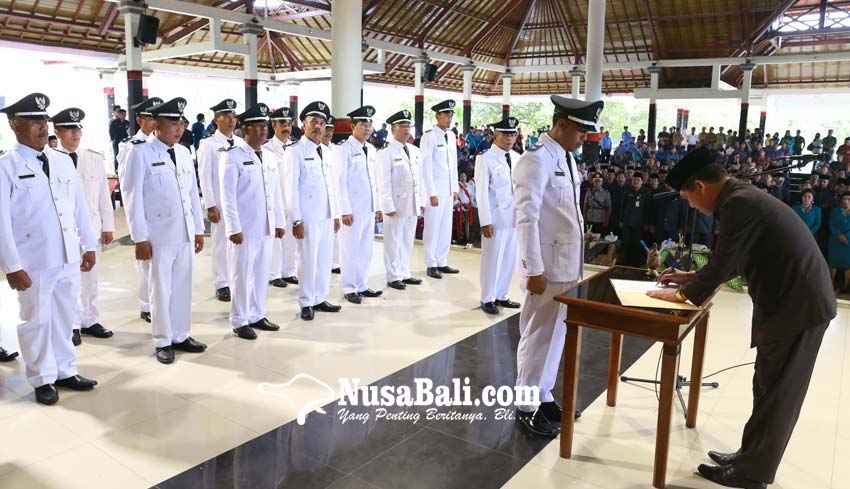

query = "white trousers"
(332, 233), (341, 268)
(136, 259), (151, 313)
(298, 219), (334, 308)
(76, 244), (101, 328)
(228, 236), (272, 328)
(340, 212), (375, 294)
(210, 221), (229, 289)
(270, 229), (299, 280)
(479, 227), (517, 303)
(383, 214), (417, 282)
(423, 199), (453, 267)
(17, 263), (80, 388)
(149, 243), (193, 348)
(515, 280), (575, 411)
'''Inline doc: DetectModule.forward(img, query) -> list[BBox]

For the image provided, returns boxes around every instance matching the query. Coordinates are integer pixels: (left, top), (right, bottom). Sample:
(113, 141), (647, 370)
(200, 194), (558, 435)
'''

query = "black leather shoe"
(233, 325), (257, 340)
(283, 276), (299, 285)
(387, 280), (407, 290)
(172, 337), (207, 353)
(402, 277), (422, 285)
(35, 384), (59, 405)
(332, 267), (341, 274)
(81, 323), (113, 339)
(538, 401), (562, 421)
(71, 329), (81, 346)
(314, 301), (342, 312)
(709, 450), (738, 466)
(697, 464), (766, 489)
(301, 307), (314, 321)
(269, 278), (288, 288)
(496, 299), (521, 309)
(345, 293), (362, 304)
(250, 318), (280, 331)
(481, 301), (499, 314)
(437, 265), (459, 274)
(359, 289), (383, 298)
(156, 346), (175, 364)
(140, 311), (152, 323)
(55, 375), (97, 391)
(0, 347), (19, 362)
(216, 287), (231, 302)
(515, 408), (559, 437)
(427, 267), (443, 279)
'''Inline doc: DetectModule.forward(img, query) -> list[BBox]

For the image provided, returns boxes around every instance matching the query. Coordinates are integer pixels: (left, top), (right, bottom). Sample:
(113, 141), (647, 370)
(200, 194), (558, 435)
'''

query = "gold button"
(59, 212), (63, 216)
(54, 197), (58, 201)
(63, 227), (68, 232)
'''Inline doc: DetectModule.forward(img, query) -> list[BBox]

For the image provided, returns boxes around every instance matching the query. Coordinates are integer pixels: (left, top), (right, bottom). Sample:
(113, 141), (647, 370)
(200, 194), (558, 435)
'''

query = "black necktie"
(255, 151), (263, 162)
(444, 133), (448, 144)
(363, 145), (368, 158)
(37, 152), (49, 178)
(69, 152), (78, 168)
(227, 139), (234, 148)
(316, 146), (323, 159)
(167, 148), (176, 165)
(505, 152), (511, 169)
(403, 145), (410, 159)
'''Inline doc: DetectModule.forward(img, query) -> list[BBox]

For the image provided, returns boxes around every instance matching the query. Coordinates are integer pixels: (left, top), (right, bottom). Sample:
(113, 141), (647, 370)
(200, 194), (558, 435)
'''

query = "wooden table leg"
(687, 311), (709, 428)
(607, 332), (623, 407)
(654, 343), (680, 489)
(560, 323), (582, 459)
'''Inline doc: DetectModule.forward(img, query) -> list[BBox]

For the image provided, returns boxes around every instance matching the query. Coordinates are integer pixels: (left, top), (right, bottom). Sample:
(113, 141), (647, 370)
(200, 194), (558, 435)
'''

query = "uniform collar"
(540, 132), (567, 160)
(214, 131), (235, 143)
(301, 135), (321, 149)
(273, 135), (289, 147)
(149, 135), (172, 151)
(14, 142), (45, 158)
(58, 144), (78, 154)
(433, 125), (447, 137)
(134, 129), (151, 140)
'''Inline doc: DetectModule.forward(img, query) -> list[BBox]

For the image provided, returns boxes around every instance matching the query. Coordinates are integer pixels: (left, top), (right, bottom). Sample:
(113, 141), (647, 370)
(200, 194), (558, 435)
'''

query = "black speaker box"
(137, 14), (160, 45)
(423, 63), (438, 82)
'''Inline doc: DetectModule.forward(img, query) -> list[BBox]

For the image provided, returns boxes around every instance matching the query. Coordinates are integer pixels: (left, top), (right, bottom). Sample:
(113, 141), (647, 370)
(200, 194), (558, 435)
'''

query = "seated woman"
(793, 189), (822, 236)
(827, 191), (850, 292)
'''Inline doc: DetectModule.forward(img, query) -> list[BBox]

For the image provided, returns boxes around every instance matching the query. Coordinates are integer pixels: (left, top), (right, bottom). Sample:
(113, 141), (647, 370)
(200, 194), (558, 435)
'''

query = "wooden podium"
(555, 266), (716, 489)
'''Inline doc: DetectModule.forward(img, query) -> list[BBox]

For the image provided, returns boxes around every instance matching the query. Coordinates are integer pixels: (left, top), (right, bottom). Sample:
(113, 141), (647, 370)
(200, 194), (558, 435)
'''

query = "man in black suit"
(109, 108), (129, 170)
(649, 147), (836, 489)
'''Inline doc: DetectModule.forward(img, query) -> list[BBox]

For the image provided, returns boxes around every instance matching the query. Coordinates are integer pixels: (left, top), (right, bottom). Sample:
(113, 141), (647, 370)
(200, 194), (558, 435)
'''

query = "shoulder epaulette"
(84, 148), (104, 157)
(121, 137), (132, 143)
(425, 129), (432, 133)
(225, 146), (238, 151)
(527, 144), (543, 152)
(131, 139), (146, 145)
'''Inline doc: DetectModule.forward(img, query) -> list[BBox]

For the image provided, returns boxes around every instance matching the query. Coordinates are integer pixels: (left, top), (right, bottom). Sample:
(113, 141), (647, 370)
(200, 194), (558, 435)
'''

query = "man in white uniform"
(284, 101), (342, 321)
(265, 106), (299, 287)
(323, 116), (342, 275)
(123, 97), (207, 364)
(420, 100), (460, 279)
(117, 97), (163, 323)
(475, 117), (522, 315)
(334, 105), (383, 304)
(198, 99), (243, 302)
(219, 103), (285, 340)
(377, 110), (424, 290)
(51, 108), (116, 345)
(514, 96), (603, 437)
(0, 93), (99, 405)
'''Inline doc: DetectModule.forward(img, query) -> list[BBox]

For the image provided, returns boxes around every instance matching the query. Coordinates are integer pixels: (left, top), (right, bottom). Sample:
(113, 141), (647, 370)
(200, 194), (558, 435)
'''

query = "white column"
(584, 0), (606, 101)
(461, 64), (474, 133)
(501, 72), (512, 118)
(240, 22), (263, 107)
(569, 67), (583, 99)
(710, 64), (721, 90)
(285, 78), (301, 121)
(331, 0), (363, 124)
(413, 55), (427, 138)
(117, 0), (145, 132)
(741, 64), (754, 102)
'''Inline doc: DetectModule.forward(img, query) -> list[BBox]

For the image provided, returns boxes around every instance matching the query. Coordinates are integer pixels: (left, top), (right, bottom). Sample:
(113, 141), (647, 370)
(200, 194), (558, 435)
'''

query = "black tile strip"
(155, 314), (653, 489)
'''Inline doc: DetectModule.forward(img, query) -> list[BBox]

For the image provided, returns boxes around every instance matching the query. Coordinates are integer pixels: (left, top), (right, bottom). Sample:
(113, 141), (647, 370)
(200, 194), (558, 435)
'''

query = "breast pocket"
(549, 174), (570, 203)
(149, 165), (173, 187)
(544, 234), (581, 282)
(491, 166), (511, 189)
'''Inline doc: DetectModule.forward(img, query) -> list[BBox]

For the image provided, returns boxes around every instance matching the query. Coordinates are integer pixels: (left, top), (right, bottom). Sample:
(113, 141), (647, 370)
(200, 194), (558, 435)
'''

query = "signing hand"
(6, 270), (32, 291)
(646, 288), (685, 303)
(135, 241), (153, 260)
(657, 269), (696, 286)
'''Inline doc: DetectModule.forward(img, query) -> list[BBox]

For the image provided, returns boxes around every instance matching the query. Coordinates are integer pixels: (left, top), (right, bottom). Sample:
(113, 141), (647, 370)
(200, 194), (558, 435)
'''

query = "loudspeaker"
(581, 140), (599, 165)
(423, 63), (438, 83)
(136, 14), (160, 45)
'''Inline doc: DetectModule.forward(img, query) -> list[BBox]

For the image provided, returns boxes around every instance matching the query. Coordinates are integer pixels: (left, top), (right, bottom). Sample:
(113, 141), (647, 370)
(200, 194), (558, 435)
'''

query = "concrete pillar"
(285, 79), (301, 131)
(117, 0), (145, 133)
(739, 62), (756, 139)
(331, 0), (362, 141)
(647, 65), (661, 145)
(240, 22), (263, 108)
(569, 67), (583, 99)
(461, 64), (474, 134)
(501, 72), (512, 119)
(584, 0), (606, 101)
(414, 56), (428, 140)
(98, 68), (117, 122)
(710, 64), (721, 90)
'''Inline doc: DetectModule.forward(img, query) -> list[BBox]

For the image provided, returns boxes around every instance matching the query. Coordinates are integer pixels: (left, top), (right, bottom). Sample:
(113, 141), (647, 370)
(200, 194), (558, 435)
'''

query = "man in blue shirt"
(191, 114), (206, 151)
(374, 122), (388, 148)
(600, 130), (612, 162)
(621, 126), (632, 146)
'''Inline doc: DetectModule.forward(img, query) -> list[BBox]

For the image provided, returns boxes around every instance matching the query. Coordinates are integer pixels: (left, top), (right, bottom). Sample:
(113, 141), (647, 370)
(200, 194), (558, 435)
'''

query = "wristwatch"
(293, 220), (303, 227)
(675, 289), (687, 302)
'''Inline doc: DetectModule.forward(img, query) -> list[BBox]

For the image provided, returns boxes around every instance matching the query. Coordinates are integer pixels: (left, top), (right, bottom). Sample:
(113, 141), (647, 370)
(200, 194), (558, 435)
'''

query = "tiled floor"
(0, 213), (847, 489)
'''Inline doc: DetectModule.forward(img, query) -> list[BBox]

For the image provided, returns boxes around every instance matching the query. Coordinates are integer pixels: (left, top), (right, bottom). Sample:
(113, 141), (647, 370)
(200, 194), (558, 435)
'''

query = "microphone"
(653, 190), (679, 200)
(771, 154), (822, 161)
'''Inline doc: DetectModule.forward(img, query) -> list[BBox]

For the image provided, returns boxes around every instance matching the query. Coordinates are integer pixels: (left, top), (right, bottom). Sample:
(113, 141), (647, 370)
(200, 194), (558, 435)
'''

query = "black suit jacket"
(681, 178), (836, 347)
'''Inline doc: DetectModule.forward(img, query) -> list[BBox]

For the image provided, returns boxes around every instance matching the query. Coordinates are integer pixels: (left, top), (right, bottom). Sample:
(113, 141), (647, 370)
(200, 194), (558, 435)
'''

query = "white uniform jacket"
(514, 132), (584, 283)
(53, 146), (115, 236)
(475, 147), (519, 229)
(219, 142), (285, 238)
(198, 131), (243, 209)
(0, 144), (97, 273)
(376, 139), (424, 218)
(123, 136), (204, 246)
(283, 137), (339, 223)
(117, 130), (151, 183)
(333, 136), (380, 216)
(419, 127), (459, 199)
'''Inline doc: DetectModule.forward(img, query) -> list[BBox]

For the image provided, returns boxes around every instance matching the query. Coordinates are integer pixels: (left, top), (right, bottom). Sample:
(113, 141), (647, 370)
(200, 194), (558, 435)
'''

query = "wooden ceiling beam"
(506, 0), (535, 62)
(415, 0), (461, 47)
(461, 2), (524, 56)
(269, 34), (305, 71)
(362, 0), (387, 24)
(642, 0), (661, 60)
(550, 0), (581, 64)
(98, 4), (119, 37)
(0, 10), (121, 35)
(160, 0), (246, 45)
